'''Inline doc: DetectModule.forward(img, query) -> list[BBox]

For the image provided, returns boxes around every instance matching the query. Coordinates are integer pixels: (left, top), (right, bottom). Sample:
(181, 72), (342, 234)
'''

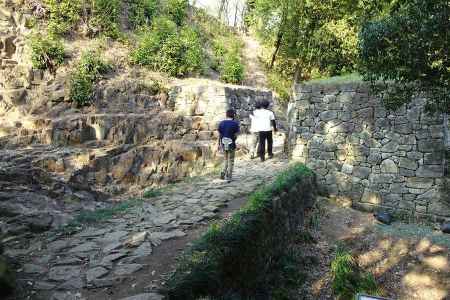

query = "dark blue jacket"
(218, 119), (240, 150)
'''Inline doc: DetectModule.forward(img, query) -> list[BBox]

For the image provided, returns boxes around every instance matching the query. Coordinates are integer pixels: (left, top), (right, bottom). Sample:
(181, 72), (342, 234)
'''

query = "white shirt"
(251, 109), (275, 132)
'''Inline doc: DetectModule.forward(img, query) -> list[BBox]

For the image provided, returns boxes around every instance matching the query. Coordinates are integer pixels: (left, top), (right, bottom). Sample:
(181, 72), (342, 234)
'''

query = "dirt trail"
(242, 34), (268, 89)
(302, 198), (450, 300)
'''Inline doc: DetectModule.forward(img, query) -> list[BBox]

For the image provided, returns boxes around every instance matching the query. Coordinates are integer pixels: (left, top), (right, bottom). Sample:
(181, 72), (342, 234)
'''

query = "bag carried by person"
(221, 137), (233, 151)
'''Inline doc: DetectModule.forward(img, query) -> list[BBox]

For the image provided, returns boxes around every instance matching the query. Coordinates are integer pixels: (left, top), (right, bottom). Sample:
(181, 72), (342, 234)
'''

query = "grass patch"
(60, 198), (144, 235)
(164, 163), (316, 299)
(331, 247), (381, 300)
(304, 73), (362, 85)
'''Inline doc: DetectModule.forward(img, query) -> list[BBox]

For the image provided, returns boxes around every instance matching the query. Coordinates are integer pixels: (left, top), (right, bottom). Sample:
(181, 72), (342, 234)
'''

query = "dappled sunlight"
(415, 238), (432, 253)
(421, 255), (449, 272)
(402, 272), (448, 299)
(359, 249), (384, 267)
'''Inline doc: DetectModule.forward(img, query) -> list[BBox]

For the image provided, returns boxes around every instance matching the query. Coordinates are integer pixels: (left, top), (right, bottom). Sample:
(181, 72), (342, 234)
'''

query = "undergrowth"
(129, 0), (159, 29)
(192, 8), (245, 84)
(331, 247), (380, 299)
(131, 17), (204, 76)
(44, 0), (121, 38)
(29, 34), (65, 71)
(164, 163), (315, 299)
(69, 50), (111, 106)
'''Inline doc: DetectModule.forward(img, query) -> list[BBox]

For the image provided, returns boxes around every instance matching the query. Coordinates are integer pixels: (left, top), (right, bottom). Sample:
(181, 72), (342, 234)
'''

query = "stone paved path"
(5, 153), (289, 300)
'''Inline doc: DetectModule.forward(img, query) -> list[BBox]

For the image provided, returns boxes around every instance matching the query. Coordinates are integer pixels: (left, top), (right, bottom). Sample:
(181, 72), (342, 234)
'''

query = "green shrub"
(45, 0), (82, 36)
(331, 249), (380, 299)
(69, 51), (111, 106)
(90, 0), (121, 38)
(131, 18), (205, 77)
(30, 35), (65, 71)
(129, 0), (159, 28)
(131, 17), (177, 66)
(267, 71), (290, 103)
(164, 163), (316, 299)
(164, 0), (188, 26)
(157, 26), (204, 76)
(219, 50), (244, 84)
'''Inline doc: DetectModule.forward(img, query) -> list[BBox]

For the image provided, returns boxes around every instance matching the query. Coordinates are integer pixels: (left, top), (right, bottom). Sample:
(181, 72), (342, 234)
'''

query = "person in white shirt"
(248, 101), (262, 159)
(252, 100), (277, 161)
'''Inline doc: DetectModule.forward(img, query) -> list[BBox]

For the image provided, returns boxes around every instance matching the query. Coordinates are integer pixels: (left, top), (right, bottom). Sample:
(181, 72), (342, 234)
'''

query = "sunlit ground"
(307, 199), (450, 300)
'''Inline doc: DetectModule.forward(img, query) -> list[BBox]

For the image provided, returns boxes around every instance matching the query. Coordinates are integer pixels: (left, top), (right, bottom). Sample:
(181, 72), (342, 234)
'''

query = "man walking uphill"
(218, 109), (240, 181)
(253, 100), (276, 161)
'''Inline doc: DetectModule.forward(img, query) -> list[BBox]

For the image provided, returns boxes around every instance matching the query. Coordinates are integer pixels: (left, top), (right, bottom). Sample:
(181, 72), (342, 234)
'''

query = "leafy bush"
(30, 35), (65, 71)
(89, 0), (121, 38)
(45, 0), (82, 36)
(163, 0), (188, 26)
(129, 0), (159, 28)
(219, 50), (244, 84)
(131, 18), (205, 77)
(164, 163), (316, 299)
(69, 51), (111, 106)
(331, 249), (380, 299)
(267, 71), (290, 103)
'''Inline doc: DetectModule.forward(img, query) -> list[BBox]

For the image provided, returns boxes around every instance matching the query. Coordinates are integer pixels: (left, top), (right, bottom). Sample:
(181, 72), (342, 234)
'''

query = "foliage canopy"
(359, 0), (450, 114)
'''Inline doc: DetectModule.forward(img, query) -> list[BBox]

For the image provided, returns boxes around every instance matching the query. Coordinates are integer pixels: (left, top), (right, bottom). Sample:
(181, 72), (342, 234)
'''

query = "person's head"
(262, 100), (270, 109)
(226, 109), (236, 119)
(255, 101), (262, 109)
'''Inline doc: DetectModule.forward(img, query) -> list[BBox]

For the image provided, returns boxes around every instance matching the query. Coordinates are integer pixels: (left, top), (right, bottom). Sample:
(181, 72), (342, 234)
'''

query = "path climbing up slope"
(242, 34), (268, 89)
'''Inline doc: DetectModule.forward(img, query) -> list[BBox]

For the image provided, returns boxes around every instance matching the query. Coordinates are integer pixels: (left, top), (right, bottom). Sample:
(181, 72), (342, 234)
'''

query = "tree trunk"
(233, 1), (239, 27)
(269, 31), (283, 69)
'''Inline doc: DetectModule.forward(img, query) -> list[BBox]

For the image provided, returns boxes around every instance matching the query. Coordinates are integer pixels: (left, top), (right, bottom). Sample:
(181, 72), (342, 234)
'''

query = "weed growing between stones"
(29, 34), (65, 72)
(164, 163), (316, 299)
(69, 50), (111, 107)
(60, 198), (144, 235)
(331, 247), (380, 300)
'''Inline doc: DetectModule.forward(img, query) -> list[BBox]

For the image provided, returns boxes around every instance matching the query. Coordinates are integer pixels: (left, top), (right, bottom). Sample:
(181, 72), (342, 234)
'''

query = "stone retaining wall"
(169, 81), (273, 132)
(287, 82), (449, 219)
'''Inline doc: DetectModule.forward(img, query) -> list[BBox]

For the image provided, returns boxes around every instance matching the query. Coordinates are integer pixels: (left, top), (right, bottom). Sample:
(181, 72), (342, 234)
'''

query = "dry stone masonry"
(288, 82), (449, 219)
(170, 81), (273, 133)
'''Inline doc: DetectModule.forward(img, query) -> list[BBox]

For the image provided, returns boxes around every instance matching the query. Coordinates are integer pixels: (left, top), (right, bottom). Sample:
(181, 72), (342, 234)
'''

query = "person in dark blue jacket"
(218, 109), (240, 181)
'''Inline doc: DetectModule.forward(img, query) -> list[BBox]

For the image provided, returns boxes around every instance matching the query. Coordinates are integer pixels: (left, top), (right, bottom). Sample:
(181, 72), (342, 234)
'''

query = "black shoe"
(268, 154), (274, 159)
(260, 157), (265, 162)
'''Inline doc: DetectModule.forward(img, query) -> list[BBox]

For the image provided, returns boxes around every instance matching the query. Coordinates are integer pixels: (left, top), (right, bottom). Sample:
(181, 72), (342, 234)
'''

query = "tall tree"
(359, 0), (449, 115)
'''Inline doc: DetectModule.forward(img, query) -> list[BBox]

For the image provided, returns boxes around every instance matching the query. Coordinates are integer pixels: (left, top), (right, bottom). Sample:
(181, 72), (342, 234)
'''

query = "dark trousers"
(258, 131), (273, 160)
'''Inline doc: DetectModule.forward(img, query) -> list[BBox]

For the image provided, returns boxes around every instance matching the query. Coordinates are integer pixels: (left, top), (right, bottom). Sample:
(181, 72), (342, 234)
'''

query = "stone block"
(390, 183), (407, 194)
(398, 158), (418, 170)
(424, 152), (443, 165)
(416, 165), (443, 178)
(353, 166), (371, 179)
(341, 163), (353, 175)
(381, 159), (398, 174)
(361, 189), (382, 205)
(416, 188), (439, 202)
(319, 110), (337, 121)
(399, 168), (416, 177)
(370, 174), (394, 184)
(407, 152), (423, 160)
(418, 140), (444, 152)
(381, 141), (399, 153)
